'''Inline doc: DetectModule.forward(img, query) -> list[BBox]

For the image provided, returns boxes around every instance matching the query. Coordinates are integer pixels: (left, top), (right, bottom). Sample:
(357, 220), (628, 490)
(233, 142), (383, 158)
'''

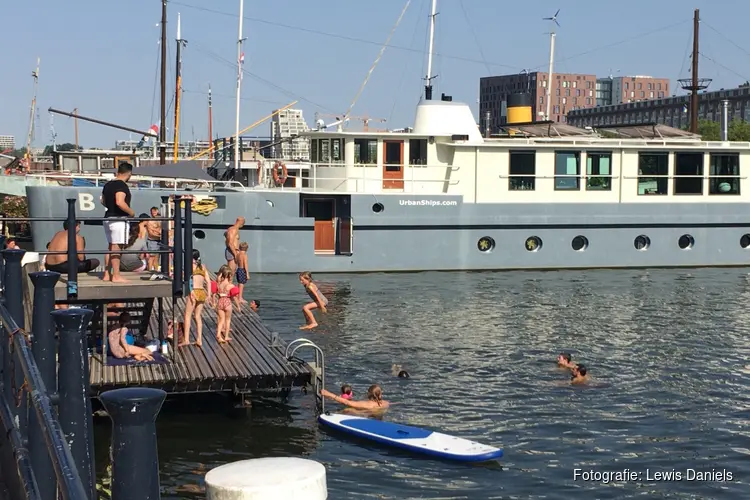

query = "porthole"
(193, 230), (206, 240)
(741, 234), (750, 249)
(477, 236), (495, 253)
(525, 236), (542, 252)
(266, 200), (275, 207)
(571, 235), (589, 252)
(678, 234), (695, 250)
(634, 235), (650, 251)
(372, 202), (384, 213)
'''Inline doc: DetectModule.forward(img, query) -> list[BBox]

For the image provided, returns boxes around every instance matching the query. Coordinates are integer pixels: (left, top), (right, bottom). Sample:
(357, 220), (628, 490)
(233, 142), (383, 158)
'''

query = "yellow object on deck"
(191, 198), (219, 216)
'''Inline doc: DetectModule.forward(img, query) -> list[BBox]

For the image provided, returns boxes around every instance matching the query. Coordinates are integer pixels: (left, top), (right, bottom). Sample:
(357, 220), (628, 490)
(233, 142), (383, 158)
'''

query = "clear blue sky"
(2, 0), (749, 149)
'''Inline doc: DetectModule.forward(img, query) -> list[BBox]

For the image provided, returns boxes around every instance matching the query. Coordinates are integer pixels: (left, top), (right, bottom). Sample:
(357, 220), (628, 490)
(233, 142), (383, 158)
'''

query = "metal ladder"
(286, 338), (326, 413)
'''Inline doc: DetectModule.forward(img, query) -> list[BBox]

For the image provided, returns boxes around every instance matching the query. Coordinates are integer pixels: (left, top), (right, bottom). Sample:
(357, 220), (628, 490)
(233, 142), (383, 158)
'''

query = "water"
(94, 269), (750, 499)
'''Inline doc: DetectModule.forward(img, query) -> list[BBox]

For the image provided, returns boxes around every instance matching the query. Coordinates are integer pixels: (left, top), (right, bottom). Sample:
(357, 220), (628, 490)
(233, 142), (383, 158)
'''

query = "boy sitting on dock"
(108, 312), (154, 362)
(299, 271), (328, 330)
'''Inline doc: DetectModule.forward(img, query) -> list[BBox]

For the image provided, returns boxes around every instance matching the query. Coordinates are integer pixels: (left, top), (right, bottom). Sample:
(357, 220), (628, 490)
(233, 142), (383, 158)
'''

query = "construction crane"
(24, 58), (40, 170)
(314, 113), (386, 132)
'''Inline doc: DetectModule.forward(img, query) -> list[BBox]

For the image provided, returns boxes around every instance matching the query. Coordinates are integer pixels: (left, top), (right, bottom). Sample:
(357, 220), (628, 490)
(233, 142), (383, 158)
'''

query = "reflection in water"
(96, 269), (750, 499)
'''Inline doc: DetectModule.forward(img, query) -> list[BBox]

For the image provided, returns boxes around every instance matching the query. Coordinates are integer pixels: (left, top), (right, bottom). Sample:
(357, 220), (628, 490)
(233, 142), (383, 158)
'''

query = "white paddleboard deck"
(319, 413), (503, 462)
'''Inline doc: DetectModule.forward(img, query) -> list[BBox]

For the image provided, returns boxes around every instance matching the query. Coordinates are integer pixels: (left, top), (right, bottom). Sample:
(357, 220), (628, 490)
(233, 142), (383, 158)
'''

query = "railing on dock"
(0, 245), (167, 500)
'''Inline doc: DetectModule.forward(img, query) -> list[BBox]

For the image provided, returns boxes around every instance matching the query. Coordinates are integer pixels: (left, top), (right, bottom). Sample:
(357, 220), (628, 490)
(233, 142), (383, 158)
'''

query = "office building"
(270, 109), (310, 161)
(596, 75), (670, 106)
(479, 72), (597, 132)
(567, 84), (750, 129)
(0, 136), (15, 150)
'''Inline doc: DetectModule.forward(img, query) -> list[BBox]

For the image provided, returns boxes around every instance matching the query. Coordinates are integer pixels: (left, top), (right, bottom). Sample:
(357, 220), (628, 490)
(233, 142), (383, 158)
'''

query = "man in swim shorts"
(224, 217), (245, 273)
(146, 206), (162, 271)
(101, 162), (134, 282)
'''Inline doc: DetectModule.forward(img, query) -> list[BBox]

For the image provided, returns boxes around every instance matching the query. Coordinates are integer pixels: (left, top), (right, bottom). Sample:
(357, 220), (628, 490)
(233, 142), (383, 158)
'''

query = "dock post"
(65, 199), (78, 299)
(99, 387), (166, 500)
(0, 235), (5, 293)
(28, 271), (61, 500)
(205, 458), (327, 500)
(172, 198), (183, 298)
(160, 195), (170, 274)
(183, 197), (193, 298)
(2, 248), (27, 434)
(52, 308), (96, 500)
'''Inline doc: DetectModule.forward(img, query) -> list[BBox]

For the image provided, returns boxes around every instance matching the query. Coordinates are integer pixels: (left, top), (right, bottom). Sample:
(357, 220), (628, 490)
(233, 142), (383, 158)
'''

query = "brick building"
(596, 75), (670, 106)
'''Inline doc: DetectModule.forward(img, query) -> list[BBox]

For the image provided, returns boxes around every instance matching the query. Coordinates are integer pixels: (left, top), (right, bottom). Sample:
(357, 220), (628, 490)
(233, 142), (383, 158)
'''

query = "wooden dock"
(22, 265), (315, 397)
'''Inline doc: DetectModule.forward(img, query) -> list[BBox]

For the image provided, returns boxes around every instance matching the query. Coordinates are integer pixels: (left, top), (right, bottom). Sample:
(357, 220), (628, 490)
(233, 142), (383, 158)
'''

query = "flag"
(137, 123), (160, 148)
(239, 52), (245, 65)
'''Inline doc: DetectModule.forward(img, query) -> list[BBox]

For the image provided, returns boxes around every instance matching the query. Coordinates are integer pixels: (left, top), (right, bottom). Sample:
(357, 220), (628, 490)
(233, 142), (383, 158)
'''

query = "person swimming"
(397, 370), (410, 378)
(557, 352), (575, 369)
(571, 364), (588, 384)
(340, 384), (353, 400)
(321, 384), (389, 410)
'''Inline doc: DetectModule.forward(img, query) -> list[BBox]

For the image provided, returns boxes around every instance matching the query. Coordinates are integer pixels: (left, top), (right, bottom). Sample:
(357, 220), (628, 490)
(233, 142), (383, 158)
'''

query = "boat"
(20, 3), (750, 274)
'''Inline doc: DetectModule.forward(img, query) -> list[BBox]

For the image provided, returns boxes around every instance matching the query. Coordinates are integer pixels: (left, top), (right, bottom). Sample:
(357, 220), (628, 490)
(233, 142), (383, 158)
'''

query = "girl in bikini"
(215, 266), (234, 343)
(181, 250), (210, 347)
(299, 271), (328, 330)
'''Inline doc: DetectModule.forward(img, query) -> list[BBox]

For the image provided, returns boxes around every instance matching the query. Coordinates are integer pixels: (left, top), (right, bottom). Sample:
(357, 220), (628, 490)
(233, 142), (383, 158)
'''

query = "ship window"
(409, 139), (428, 165)
(508, 151), (535, 191)
(331, 139), (343, 163)
(586, 151), (612, 191)
(709, 153), (740, 195)
(634, 235), (650, 250)
(316, 139), (330, 163)
(571, 235), (589, 251)
(354, 139), (377, 165)
(638, 152), (668, 195)
(678, 234), (695, 250)
(525, 236), (542, 252)
(311, 140), (318, 163)
(741, 234), (750, 249)
(674, 152), (704, 195)
(554, 151), (580, 190)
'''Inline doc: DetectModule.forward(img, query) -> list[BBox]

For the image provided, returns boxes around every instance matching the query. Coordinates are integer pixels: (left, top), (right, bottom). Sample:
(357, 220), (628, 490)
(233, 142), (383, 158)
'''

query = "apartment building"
(270, 109), (310, 161)
(479, 72), (597, 132)
(0, 135), (15, 150)
(567, 84), (750, 129)
(596, 75), (670, 106)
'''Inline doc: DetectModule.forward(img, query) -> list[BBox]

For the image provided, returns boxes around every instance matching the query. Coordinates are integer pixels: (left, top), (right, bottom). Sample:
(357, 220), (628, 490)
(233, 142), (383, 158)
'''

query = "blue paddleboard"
(319, 413), (503, 462)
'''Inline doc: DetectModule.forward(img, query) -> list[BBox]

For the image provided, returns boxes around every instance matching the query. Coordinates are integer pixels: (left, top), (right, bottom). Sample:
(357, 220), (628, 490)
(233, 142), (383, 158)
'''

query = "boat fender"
(272, 162), (288, 186)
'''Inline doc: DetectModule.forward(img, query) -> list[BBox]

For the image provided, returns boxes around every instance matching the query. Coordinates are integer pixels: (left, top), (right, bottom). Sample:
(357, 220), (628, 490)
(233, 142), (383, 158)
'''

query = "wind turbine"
(543, 9), (560, 121)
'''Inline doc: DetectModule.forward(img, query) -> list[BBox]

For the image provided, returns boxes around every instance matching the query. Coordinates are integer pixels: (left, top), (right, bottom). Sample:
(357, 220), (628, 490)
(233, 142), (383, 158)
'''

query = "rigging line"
(151, 39), (160, 125)
(676, 24), (692, 81)
(388, 0), (428, 124)
(343, 0), (412, 123)
(182, 89), (287, 105)
(189, 42), (335, 111)
(702, 21), (750, 60)
(458, 0), (491, 75)
(699, 52), (750, 83)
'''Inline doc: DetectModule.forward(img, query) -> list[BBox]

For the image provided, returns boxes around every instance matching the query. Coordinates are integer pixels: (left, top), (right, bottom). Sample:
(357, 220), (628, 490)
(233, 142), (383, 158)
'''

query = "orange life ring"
(272, 162), (288, 186)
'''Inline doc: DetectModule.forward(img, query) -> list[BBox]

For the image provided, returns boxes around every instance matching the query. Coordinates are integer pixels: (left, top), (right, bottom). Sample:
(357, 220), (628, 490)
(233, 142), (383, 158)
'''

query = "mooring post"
(160, 196), (170, 274)
(172, 198), (183, 298)
(0, 235), (6, 294)
(65, 199), (78, 299)
(100, 387), (166, 500)
(28, 271), (61, 500)
(182, 197), (193, 298)
(205, 458), (328, 500)
(2, 248), (27, 433)
(51, 308), (96, 499)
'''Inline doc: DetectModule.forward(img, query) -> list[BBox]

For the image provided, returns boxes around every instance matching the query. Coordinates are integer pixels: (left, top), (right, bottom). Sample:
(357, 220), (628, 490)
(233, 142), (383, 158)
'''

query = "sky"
(2, 0), (750, 149)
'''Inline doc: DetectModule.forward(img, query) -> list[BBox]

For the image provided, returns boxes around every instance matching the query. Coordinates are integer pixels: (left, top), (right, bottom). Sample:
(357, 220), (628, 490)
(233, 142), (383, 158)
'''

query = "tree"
(698, 120), (720, 141)
(6, 148), (27, 159)
(42, 143), (80, 156)
(698, 119), (750, 141)
(728, 120), (750, 141)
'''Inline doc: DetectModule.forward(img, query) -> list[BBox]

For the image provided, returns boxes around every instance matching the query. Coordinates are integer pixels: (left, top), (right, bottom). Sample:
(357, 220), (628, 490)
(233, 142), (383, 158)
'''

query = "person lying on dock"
(321, 384), (389, 410)
(108, 312), (154, 362)
(299, 271), (328, 330)
(557, 353), (575, 369)
(571, 364), (589, 385)
(45, 220), (100, 274)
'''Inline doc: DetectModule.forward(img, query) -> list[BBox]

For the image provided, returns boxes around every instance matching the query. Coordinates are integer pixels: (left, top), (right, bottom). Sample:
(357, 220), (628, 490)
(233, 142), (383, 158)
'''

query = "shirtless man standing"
(146, 206), (162, 271)
(224, 217), (245, 273)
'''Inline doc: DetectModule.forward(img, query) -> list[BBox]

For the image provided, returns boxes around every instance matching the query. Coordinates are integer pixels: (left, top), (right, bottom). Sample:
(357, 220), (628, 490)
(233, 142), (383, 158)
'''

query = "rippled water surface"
(95, 269), (750, 499)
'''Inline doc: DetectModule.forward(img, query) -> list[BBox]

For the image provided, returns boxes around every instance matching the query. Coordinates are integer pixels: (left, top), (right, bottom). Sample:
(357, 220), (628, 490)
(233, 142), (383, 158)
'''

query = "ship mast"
(424, 0), (437, 100)
(234, 0), (246, 171)
(159, 0), (167, 164)
(173, 13), (187, 162)
(25, 58), (40, 169)
(208, 84), (213, 157)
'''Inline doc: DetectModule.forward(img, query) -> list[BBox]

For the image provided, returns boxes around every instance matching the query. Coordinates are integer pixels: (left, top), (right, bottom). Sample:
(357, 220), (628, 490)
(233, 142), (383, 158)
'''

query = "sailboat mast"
(545, 32), (556, 121)
(234, 0), (245, 171)
(208, 84), (213, 157)
(424, 0), (437, 100)
(159, 0), (167, 164)
(25, 58), (40, 169)
(173, 13), (186, 162)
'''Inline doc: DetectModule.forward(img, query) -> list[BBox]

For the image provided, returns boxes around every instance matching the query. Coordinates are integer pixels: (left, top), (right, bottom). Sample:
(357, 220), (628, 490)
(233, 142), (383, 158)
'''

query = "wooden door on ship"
(303, 198), (336, 253)
(382, 140), (404, 189)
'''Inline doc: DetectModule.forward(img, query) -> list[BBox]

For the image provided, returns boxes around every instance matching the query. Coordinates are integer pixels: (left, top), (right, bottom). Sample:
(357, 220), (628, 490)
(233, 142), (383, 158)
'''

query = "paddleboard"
(319, 413), (503, 462)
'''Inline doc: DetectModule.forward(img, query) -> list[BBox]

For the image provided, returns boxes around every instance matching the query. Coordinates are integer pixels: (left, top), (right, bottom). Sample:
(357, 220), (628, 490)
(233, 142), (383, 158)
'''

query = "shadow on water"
(95, 269), (750, 499)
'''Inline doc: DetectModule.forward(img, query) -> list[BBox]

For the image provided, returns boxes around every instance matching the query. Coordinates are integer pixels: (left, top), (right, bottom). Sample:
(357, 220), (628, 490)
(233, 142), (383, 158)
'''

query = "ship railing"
(25, 171), (246, 191)
(253, 162), (460, 193)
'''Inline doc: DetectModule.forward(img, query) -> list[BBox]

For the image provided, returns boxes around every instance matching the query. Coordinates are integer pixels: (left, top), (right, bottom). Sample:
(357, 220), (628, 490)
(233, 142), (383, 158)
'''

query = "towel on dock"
(106, 352), (169, 366)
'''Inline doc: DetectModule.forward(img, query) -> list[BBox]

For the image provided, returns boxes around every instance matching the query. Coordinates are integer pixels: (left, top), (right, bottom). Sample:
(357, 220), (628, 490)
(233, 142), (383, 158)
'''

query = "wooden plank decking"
(88, 297), (314, 395)
(54, 271), (173, 301)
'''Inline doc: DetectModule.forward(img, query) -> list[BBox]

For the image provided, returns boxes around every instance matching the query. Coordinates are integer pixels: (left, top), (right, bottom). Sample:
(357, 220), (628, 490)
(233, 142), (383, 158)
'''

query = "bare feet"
(102, 272), (110, 281)
(194, 340), (202, 347)
(225, 337), (233, 341)
(178, 341), (190, 347)
(111, 276), (130, 283)
(299, 323), (317, 330)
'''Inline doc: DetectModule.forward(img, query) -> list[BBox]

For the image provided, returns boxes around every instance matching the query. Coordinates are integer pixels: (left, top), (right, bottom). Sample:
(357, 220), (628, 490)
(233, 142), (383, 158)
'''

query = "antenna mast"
(159, 0), (167, 164)
(173, 13), (187, 162)
(543, 9), (560, 121)
(234, 0), (246, 171)
(678, 9), (709, 134)
(424, 0), (438, 100)
(25, 58), (40, 169)
(208, 84), (213, 157)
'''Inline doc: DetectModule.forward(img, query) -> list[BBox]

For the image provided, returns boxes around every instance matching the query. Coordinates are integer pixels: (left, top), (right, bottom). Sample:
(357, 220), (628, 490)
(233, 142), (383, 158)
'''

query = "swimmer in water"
(397, 370), (410, 378)
(571, 364), (588, 384)
(557, 352), (575, 369)
(340, 384), (353, 400)
(321, 384), (390, 410)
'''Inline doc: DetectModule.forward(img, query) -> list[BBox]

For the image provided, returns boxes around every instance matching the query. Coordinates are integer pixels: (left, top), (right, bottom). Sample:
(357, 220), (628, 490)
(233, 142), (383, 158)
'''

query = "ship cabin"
(297, 99), (750, 204)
